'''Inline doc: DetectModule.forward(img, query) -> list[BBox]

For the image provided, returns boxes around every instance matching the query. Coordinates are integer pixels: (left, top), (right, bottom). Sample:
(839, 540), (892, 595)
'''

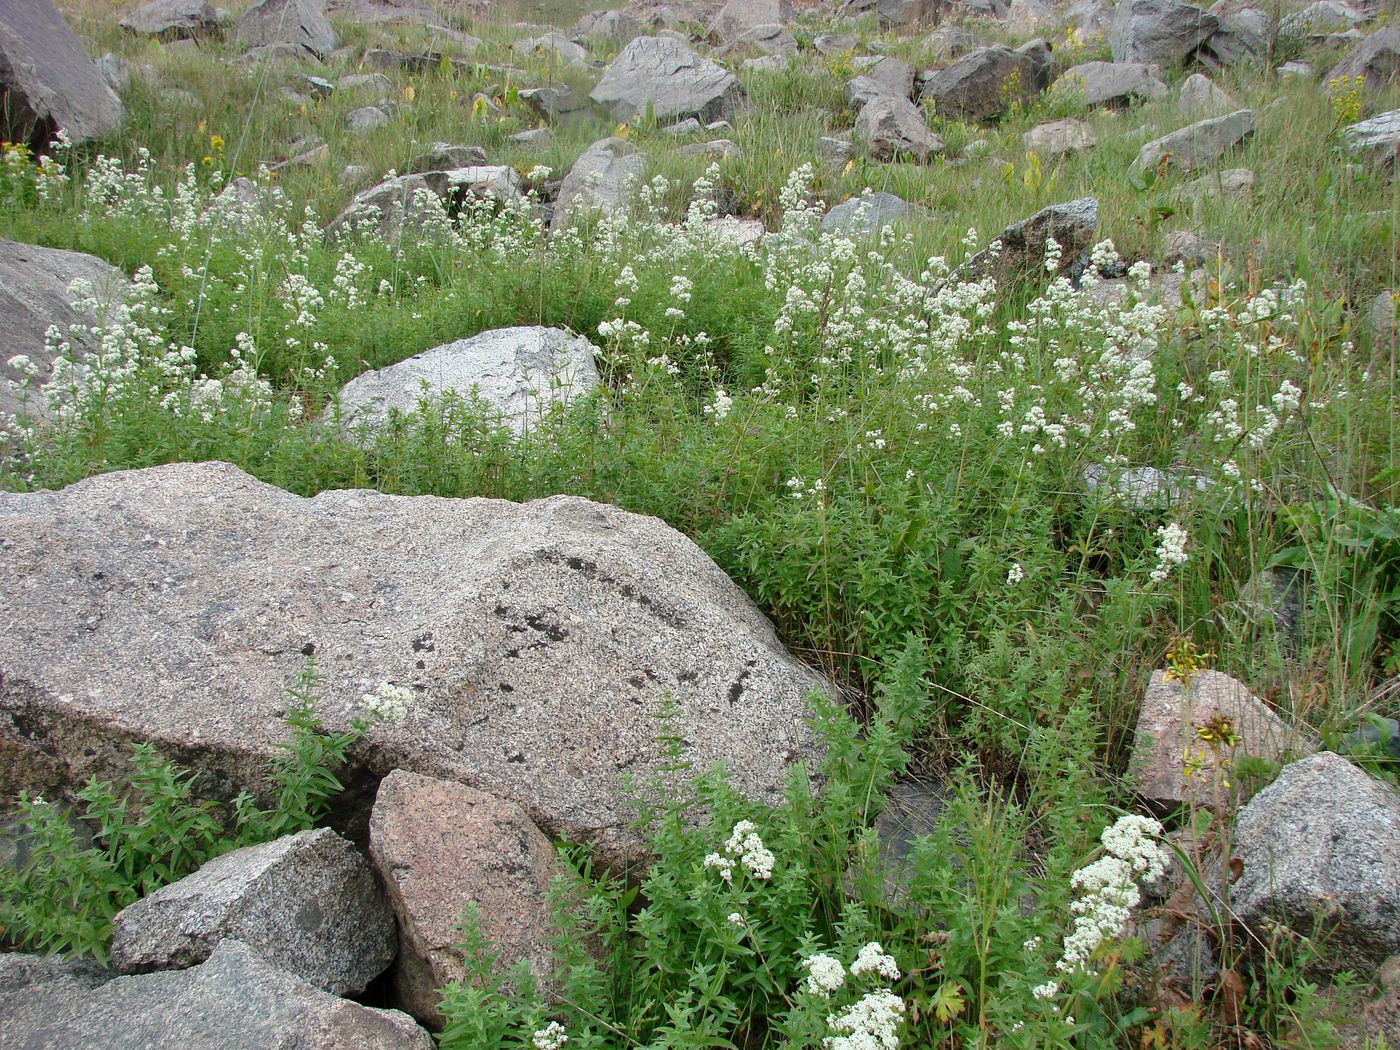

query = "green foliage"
(0, 660), (363, 961)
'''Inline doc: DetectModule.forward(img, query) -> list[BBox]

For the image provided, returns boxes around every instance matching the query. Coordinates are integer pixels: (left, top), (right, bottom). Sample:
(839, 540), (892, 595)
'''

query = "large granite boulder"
(370, 771), (564, 1028)
(1129, 669), (1314, 810)
(1109, 0), (1219, 64)
(553, 136), (646, 229)
(1329, 27), (1400, 90)
(1232, 752), (1400, 974)
(119, 0), (222, 39)
(0, 0), (122, 148)
(855, 94), (944, 160)
(0, 463), (830, 868)
(842, 0), (948, 26)
(0, 239), (129, 425)
(1132, 108), (1254, 173)
(332, 326), (600, 438)
(919, 46), (1042, 122)
(110, 828), (396, 995)
(590, 36), (745, 124)
(0, 941), (433, 1049)
(234, 0), (336, 59)
(1052, 60), (1169, 106)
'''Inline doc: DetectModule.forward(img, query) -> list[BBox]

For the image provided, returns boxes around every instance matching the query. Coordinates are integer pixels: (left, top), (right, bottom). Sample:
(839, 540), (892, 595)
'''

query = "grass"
(3, 0), (1399, 1046)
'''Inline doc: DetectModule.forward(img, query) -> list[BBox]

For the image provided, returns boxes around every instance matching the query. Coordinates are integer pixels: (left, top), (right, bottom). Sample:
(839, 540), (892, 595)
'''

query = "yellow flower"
(210, 134), (225, 152)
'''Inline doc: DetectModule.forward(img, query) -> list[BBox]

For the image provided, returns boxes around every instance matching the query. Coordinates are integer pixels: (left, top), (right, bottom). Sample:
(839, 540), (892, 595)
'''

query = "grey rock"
(0, 462), (831, 869)
(519, 85), (589, 122)
(919, 46), (1043, 122)
(1344, 107), (1400, 171)
(0, 940), (433, 1049)
(1053, 60), (1169, 106)
(1162, 228), (1216, 264)
(300, 74), (334, 98)
(97, 52), (131, 93)
(338, 164), (372, 189)
(1130, 669), (1314, 810)
(1068, 0), (1115, 36)
(326, 166), (525, 242)
(1007, 0), (1058, 35)
(743, 54), (789, 71)
(1369, 289), (1398, 349)
(1178, 165), (1254, 200)
(513, 31), (588, 65)
(1022, 117), (1097, 158)
(1199, 5), (1273, 66)
(1278, 0), (1362, 39)
(734, 23), (798, 56)
(573, 9), (643, 43)
(327, 0), (444, 26)
(662, 117), (703, 135)
(1178, 71), (1234, 112)
(111, 828), (395, 995)
(1329, 27), (1400, 90)
(1238, 566), (1305, 654)
(333, 326), (599, 439)
(1016, 37), (1056, 89)
(705, 215), (765, 246)
(120, 0), (221, 39)
(822, 191), (912, 234)
(345, 105), (389, 132)
(842, 0), (948, 27)
(1081, 462), (1207, 506)
(1109, 0), (1219, 65)
(713, 0), (793, 39)
(1132, 108), (1254, 173)
(1343, 717), (1400, 761)
(867, 780), (951, 903)
(554, 136), (645, 229)
(1233, 752), (1400, 973)
(590, 35), (745, 124)
(817, 135), (854, 163)
(1199, 4), (1273, 66)
(215, 176), (286, 231)
(0, 0), (123, 148)
(678, 137), (741, 159)
(1277, 59), (1313, 77)
(234, 0), (336, 58)
(369, 771), (564, 1027)
(338, 71), (393, 98)
(921, 24), (985, 61)
(845, 74), (895, 110)
(0, 239), (129, 424)
(854, 94), (944, 161)
(408, 142), (487, 172)
(852, 55), (914, 97)
(960, 197), (1098, 282)
(814, 33), (858, 54)
(511, 127), (554, 147)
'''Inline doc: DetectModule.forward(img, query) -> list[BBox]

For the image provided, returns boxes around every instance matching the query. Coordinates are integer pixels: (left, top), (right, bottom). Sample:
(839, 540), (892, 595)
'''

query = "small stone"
(346, 106), (389, 133)
(1132, 109), (1254, 174)
(1022, 118), (1097, 159)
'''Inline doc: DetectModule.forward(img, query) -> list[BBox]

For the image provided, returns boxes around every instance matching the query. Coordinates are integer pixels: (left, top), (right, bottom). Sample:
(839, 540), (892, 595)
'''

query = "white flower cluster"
(704, 387), (733, 421)
(703, 819), (775, 882)
(360, 681), (412, 723)
(1040, 814), (1167, 992)
(825, 990), (906, 1050)
(532, 1021), (567, 1050)
(849, 942), (900, 981)
(1149, 522), (1189, 584)
(803, 953), (847, 997)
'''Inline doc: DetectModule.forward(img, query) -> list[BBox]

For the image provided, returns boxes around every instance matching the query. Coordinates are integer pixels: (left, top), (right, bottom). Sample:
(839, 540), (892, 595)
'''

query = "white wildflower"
(1007, 562), (1025, 584)
(533, 1021), (568, 1050)
(1149, 523), (1189, 584)
(803, 953), (846, 997)
(849, 942), (900, 981)
(360, 682), (412, 723)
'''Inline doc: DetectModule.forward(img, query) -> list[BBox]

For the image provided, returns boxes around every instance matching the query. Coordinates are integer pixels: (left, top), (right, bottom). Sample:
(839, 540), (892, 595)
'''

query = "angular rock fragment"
(111, 828), (395, 995)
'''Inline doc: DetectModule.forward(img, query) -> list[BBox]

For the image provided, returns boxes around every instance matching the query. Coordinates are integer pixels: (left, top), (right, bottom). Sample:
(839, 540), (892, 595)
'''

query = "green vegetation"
(2, 1), (1398, 1046)
(0, 661), (365, 961)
